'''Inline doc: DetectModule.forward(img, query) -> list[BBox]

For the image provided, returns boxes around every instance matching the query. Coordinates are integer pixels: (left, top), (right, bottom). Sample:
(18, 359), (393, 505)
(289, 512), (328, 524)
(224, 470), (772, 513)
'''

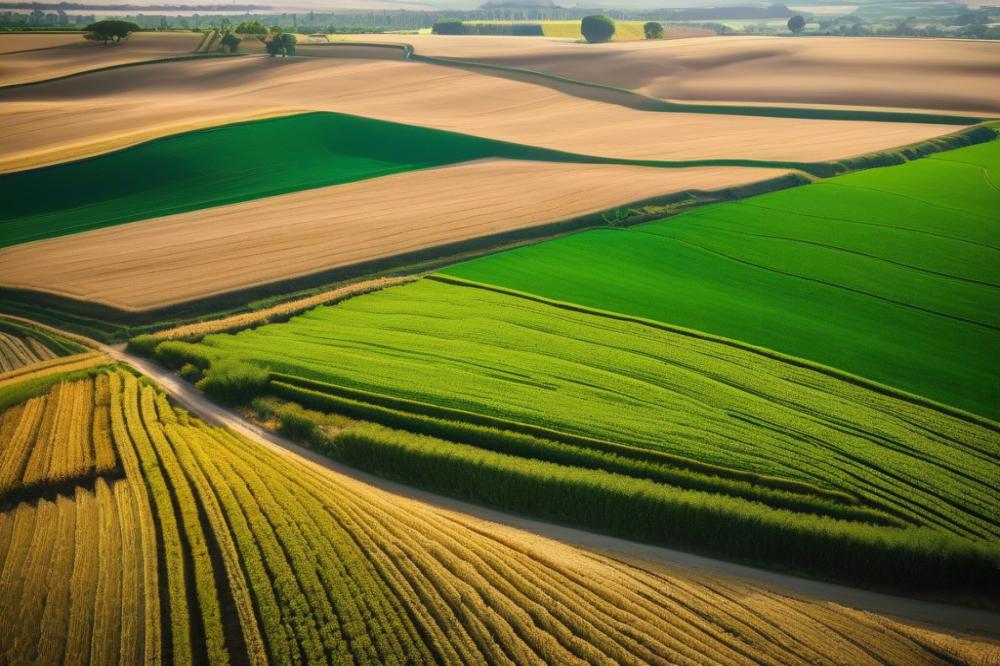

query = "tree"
(643, 21), (664, 39)
(84, 19), (140, 45)
(265, 29), (297, 57)
(432, 18), (465, 35)
(581, 14), (615, 43)
(235, 20), (268, 39)
(787, 15), (806, 33)
(220, 31), (241, 53)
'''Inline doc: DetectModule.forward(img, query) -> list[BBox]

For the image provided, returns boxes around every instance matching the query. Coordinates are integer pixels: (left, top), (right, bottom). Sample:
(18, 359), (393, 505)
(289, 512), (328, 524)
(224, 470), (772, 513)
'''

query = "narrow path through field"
(101, 342), (1000, 640)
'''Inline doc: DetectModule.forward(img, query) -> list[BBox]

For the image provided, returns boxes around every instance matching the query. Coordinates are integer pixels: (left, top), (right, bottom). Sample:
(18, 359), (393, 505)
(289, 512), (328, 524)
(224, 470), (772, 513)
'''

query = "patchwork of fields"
(444, 139), (1000, 418)
(0, 159), (789, 310)
(5, 367), (988, 663)
(1, 27), (999, 663)
(5, 111), (635, 248)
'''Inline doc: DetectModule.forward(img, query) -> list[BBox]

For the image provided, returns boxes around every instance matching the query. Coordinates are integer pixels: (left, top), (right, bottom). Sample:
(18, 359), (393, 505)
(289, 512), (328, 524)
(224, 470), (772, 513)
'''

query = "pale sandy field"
(0, 31), (202, 86)
(0, 56), (961, 174)
(0, 33), (83, 54)
(335, 34), (1000, 115)
(0, 160), (790, 310)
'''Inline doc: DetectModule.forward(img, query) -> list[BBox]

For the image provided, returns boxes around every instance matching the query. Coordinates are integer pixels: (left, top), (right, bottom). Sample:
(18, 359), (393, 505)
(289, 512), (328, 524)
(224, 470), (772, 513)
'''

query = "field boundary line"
(0, 51), (250, 92)
(426, 274), (1000, 433)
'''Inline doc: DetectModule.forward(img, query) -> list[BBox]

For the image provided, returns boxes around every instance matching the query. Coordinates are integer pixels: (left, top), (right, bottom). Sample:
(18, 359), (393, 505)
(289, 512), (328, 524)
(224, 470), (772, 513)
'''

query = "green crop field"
(164, 278), (1000, 547)
(442, 140), (1000, 419)
(0, 111), (660, 249)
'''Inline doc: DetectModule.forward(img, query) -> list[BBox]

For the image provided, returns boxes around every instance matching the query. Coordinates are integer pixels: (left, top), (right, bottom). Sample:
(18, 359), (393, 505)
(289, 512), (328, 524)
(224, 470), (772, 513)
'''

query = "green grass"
(442, 140), (1000, 420)
(169, 278), (999, 543)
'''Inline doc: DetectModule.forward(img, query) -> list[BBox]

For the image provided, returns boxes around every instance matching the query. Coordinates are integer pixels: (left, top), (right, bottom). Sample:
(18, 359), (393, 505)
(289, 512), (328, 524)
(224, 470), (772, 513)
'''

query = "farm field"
(0, 160), (790, 310)
(0, 33), (82, 54)
(443, 139), (1000, 419)
(164, 278), (1000, 547)
(5, 368), (991, 663)
(0, 56), (965, 175)
(0, 32), (203, 87)
(335, 34), (1000, 115)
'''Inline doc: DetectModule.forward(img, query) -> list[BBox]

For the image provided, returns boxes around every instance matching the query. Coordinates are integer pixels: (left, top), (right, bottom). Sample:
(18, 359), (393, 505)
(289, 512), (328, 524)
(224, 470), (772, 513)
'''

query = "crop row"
(0, 376), (120, 499)
(0, 330), (56, 373)
(269, 380), (897, 525)
(0, 478), (150, 663)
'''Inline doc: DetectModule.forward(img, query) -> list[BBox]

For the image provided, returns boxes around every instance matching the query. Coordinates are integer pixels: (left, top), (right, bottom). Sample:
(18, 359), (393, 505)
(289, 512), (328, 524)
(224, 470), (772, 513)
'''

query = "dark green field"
(443, 140), (1000, 419)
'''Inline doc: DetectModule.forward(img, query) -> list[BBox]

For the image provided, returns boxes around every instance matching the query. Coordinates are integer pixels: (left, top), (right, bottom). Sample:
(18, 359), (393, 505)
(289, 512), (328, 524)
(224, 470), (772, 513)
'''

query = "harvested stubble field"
(445, 139), (1000, 419)
(335, 34), (1000, 116)
(0, 32), (203, 87)
(0, 56), (962, 174)
(169, 278), (1000, 545)
(0, 159), (789, 310)
(0, 368), (996, 664)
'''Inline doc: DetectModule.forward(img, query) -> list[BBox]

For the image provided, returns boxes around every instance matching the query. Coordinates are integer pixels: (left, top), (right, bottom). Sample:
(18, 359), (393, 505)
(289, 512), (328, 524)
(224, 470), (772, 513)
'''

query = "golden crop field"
(1, 369), (993, 663)
(0, 375), (117, 498)
(0, 351), (110, 391)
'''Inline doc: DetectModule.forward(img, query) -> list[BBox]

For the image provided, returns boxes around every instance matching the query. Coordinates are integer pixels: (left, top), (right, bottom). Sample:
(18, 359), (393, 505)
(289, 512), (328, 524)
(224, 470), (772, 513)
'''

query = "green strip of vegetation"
(265, 380), (899, 524)
(443, 139), (1000, 420)
(333, 423), (1000, 595)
